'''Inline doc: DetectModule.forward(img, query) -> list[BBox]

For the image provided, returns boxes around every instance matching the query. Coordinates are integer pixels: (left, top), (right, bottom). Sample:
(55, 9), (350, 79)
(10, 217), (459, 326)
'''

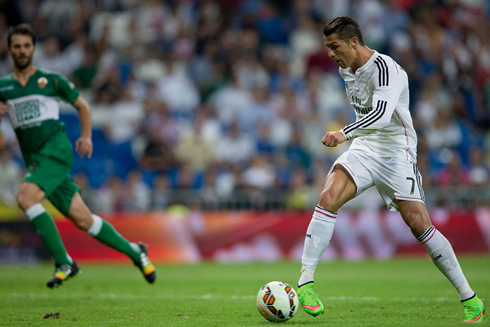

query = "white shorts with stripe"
(329, 150), (425, 211)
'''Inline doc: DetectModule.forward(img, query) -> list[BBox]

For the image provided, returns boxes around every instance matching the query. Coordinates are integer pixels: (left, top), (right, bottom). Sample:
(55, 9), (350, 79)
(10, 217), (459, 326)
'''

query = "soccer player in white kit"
(296, 16), (484, 323)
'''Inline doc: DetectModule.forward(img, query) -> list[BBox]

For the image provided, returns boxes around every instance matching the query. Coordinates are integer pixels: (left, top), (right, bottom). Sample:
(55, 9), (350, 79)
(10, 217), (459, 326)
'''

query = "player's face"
(9, 34), (35, 71)
(324, 34), (357, 69)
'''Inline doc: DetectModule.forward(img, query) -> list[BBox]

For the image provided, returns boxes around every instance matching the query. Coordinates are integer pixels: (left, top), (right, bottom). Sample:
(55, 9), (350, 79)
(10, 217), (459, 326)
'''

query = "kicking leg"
(67, 192), (156, 283)
(17, 182), (79, 288)
(397, 200), (484, 322)
(299, 165), (357, 316)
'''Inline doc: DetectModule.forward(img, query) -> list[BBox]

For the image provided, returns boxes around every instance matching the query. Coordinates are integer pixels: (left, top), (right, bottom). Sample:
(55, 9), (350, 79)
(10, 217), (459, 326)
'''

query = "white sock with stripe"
(299, 206), (337, 287)
(418, 226), (474, 301)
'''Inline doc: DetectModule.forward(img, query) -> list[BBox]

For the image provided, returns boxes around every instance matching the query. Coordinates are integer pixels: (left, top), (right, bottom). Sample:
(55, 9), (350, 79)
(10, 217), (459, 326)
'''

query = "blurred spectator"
(233, 53), (270, 89)
(140, 129), (179, 172)
(0, 0), (22, 27)
(285, 128), (311, 169)
(175, 166), (198, 190)
(200, 167), (220, 209)
(93, 65), (123, 105)
(215, 164), (242, 199)
(242, 154), (276, 190)
(35, 36), (72, 76)
(426, 108), (463, 150)
(142, 92), (182, 146)
(238, 87), (276, 134)
(175, 114), (216, 173)
(255, 2), (291, 44)
(94, 175), (124, 213)
(152, 174), (170, 211)
(105, 90), (144, 143)
(18, 0), (39, 24)
(468, 147), (489, 187)
(286, 168), (311, 210)
(215, 121), (256, 166)
(133, 45), (166, 83)
(210, 72), (252, 126)
(289, 16), (321, 78)
(436, 152), (469, 187)
(37, 0), (79, 45)
(305, 38), (338, 76)
(353, 0), (386, 51)
(156, 55), (199, 115)
(121, 170), (151, 212)
(269, 103), (294, 149)
(255, 122), (275, 155)
(71, 45), (98, 90)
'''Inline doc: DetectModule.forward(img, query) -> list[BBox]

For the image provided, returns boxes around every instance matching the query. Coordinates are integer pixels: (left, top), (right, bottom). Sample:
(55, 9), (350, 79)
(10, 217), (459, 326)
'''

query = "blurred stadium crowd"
(0, 0), (489, 212)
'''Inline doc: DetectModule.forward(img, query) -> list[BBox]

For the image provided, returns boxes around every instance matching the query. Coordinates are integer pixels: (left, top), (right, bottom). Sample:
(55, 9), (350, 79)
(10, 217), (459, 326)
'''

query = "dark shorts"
(23, 132), (79, 216)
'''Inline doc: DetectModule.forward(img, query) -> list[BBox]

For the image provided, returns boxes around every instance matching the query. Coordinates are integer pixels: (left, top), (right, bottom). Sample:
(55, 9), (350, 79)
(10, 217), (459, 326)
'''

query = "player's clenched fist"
(321, 131), (346, 147)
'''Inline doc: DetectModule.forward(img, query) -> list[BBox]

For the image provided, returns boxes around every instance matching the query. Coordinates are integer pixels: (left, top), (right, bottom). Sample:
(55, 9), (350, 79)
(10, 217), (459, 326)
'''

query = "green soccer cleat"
(133, 242), (157, 284)
(463, 295), (485, 323)
(298, 282), (325, 317)
(46, 262), (81, 289)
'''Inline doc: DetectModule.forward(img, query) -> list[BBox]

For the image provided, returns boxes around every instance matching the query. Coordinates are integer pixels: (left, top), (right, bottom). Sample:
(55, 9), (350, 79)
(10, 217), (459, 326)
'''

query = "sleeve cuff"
(340, 128), (350, 141)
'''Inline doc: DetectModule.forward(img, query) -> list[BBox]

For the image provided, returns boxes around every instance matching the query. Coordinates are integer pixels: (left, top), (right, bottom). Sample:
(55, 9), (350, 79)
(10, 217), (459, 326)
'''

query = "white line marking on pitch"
(10, 292), (457, 302)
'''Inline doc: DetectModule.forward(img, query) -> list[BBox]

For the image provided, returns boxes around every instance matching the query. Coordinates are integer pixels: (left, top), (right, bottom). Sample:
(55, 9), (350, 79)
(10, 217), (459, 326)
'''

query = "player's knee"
(16, 191), (34, 211)
(318, 189), (339, 212)
(69, 202), (93, 231)
(72, 214), (92, 231)
(17, 184), (45, 211)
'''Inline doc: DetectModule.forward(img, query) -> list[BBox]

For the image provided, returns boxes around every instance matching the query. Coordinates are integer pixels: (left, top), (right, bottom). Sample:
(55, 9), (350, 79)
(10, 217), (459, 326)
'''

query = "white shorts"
(329, 150), (425, 211)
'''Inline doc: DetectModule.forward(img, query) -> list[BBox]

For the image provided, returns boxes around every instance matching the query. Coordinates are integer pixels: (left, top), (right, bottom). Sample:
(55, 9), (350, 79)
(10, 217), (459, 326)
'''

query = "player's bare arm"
(73, 95), (93, 158)
(321, 130), (346, 147)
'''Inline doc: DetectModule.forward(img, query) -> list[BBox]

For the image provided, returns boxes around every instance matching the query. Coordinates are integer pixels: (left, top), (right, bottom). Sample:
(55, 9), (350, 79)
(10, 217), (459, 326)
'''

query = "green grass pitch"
(0, 257), (488, 326)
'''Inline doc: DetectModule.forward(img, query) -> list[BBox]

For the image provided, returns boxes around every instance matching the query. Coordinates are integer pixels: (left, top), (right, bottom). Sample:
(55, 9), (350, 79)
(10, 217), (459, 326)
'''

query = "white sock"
(418, 226), (475, 301)
(299, 206), (337, 287)
(130, 242), (141, 253)
(87, 214), (103, 236)
(25, 203), (46, 221)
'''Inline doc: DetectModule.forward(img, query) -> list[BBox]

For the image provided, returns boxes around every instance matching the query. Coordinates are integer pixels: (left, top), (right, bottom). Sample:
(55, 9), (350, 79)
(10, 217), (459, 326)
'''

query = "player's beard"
(13, 55), (32, 71)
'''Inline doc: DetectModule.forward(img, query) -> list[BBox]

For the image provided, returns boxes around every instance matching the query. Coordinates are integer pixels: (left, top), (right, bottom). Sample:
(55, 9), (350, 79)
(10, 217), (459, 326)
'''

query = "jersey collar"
(352, 50), (378, 75)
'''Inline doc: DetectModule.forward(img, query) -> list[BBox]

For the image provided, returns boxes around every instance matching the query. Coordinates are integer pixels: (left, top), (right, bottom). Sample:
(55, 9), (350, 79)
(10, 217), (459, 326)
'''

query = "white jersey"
(339, 51), (417, 163)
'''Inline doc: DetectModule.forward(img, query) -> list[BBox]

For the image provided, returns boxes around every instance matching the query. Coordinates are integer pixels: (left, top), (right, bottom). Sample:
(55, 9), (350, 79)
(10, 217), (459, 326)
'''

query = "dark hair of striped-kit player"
(323, 16), (365, 46)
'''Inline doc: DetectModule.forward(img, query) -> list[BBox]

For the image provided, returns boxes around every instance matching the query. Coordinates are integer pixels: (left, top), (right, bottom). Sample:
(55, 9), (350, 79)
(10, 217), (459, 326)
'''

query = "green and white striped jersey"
(0, 69), (80, 155)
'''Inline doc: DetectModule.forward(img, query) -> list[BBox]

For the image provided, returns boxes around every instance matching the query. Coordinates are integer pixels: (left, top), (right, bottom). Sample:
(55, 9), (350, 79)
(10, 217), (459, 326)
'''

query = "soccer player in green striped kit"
(0, 24), (156, 288)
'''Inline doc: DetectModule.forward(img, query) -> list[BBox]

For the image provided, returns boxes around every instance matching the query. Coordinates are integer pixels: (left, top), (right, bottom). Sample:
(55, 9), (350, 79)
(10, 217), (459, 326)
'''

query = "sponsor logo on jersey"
(306, 233), (312, 238)
(37, 77), (48, 89)
(0, 85), (14, 92)
(14, 99), (41, 123)
(353, 104), (373, 115)
(351, 95), (363, 106)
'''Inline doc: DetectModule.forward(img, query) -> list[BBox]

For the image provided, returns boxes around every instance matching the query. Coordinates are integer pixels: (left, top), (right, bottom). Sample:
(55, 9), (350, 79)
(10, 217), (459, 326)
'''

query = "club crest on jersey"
(37, 77), (48, 89)
(365, 83), (369, 96)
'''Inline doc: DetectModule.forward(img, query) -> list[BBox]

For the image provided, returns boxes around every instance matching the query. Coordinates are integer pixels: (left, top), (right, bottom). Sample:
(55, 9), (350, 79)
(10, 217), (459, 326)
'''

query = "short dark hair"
(323, 16), (364, 46)
(7, 24), (36, 48)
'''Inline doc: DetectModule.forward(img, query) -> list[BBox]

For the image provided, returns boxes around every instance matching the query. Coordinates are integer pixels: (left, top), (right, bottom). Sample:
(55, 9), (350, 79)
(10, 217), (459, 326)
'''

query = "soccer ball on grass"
(256, 281), (298, 322)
